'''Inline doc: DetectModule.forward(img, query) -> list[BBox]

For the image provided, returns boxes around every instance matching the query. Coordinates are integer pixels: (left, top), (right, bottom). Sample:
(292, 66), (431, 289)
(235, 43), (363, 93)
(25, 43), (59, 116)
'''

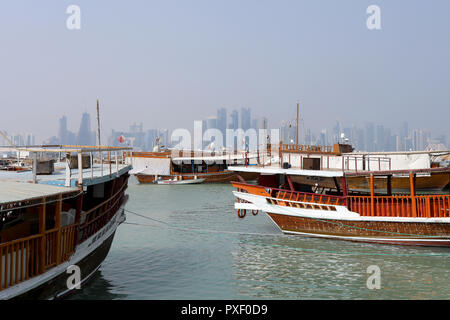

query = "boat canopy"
(227, 165), (344, 178)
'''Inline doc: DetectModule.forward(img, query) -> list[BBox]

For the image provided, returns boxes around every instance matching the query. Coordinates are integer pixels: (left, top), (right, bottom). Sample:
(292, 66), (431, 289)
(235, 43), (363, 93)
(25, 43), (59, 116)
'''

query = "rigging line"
(122, 221), (450, 258)
(124, 209), (282, 237)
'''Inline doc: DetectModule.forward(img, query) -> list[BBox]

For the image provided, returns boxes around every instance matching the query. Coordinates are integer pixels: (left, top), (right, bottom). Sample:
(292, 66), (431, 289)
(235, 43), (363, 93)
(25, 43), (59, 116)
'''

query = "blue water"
(70, 177), (450, 299)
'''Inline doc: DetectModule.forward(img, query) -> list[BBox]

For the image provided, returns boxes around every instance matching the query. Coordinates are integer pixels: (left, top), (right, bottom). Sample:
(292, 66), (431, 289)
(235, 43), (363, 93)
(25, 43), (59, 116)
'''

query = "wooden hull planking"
(267, 212), (450, 247)
(232, 182), (450, 247)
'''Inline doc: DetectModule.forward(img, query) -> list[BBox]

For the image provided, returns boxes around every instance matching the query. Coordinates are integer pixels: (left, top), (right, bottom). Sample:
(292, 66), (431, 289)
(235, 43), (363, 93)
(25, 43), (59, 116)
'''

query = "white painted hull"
(233, 191), (450, 247)
(154, 178), (205, 185)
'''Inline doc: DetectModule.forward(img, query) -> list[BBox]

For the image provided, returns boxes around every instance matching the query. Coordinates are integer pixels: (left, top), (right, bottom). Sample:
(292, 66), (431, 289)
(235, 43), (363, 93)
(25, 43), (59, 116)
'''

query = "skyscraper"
(58, 116), (68, 145)
(206, 116), (217, 131)
(241, 107), (251, 131)
(77, 112), (95, 146)
(365, 122), (375, 152)
(229, 109), (239, 130)
(216, 108), (227, 137)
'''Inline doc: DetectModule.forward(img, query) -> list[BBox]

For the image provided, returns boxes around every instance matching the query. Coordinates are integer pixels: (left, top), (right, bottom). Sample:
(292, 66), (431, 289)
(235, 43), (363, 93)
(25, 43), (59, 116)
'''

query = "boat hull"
(136, 171), (258, 184)
(13, 231), (117, 300)
(6, 201), (126, 300)
(232, 187), (450, 248)
(155, 178), (205, 185)
(0, 187), (128, 300)
(267, 212), (450, 247)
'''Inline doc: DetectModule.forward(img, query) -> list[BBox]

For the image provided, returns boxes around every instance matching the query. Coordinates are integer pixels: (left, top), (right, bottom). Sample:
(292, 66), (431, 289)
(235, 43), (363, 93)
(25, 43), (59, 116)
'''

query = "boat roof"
(227, 165), (344, 177)
(0, 181), (78, 205)
(172, 154), (257, 161)
(0, 163), (132, 187)
(228, 165), (450, 178)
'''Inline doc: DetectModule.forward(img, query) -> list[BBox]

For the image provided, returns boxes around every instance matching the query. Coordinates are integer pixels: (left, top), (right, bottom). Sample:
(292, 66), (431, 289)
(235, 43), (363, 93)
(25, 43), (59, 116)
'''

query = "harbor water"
(71, 177), (450, 300)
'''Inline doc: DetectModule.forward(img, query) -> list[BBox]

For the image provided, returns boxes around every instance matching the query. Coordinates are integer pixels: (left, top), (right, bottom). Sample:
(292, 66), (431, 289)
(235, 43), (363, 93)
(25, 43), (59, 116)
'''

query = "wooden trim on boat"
(267, 212), (450, 247)
(0, 173), (129, 294)
(232, 181), (450, 219)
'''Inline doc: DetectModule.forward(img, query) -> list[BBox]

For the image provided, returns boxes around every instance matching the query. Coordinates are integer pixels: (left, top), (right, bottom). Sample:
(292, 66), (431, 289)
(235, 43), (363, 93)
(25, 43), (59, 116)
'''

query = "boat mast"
(296, 100), (299, 145)
(96, 99), (101, 146)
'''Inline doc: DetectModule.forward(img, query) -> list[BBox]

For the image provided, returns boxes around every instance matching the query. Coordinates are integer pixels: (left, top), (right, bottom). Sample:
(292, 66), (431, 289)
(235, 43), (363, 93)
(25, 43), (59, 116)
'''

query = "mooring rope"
(124, 209), (283, 237)
(123, 209), (450, 257)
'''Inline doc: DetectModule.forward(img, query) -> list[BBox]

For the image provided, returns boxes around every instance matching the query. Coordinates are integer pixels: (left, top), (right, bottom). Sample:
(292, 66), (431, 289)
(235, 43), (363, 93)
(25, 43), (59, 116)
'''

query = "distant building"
(76, 112), (95, 146)
(58, 115), (76, 145)
(241, 107), (251, 131)
(228, 110), (239, 130)
(206, 116), (217, 131)
(216, 108), (227, 137)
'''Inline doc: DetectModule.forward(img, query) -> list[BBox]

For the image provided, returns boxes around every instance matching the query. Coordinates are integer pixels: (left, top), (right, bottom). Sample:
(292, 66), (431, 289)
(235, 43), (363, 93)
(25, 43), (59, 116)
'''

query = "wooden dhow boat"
(265, 142), (450, 193)
(230, 162), (450, 247)
(0, 145), (132, 299)
(126, 150), (258, 184)
(153, 177), (205, 185)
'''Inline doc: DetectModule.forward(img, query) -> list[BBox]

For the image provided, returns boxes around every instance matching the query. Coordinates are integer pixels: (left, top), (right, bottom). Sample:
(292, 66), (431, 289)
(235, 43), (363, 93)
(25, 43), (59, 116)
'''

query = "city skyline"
(0, 1), (449, 144)
(15, 108), (445, 152)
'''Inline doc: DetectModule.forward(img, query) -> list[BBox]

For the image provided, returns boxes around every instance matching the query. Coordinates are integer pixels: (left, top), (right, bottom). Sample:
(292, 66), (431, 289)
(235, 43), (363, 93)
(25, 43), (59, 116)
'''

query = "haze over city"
(0, 0), (449, 146)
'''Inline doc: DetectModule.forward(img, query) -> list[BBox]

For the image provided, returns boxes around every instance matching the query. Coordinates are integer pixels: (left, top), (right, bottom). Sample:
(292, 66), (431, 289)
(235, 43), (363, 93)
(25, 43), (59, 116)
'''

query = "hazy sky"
(0, 0), (449, 142)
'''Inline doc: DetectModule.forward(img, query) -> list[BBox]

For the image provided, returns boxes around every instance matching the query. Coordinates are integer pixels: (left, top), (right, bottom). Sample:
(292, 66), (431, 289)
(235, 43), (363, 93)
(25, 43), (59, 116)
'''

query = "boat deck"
(0, 163), (132, 187)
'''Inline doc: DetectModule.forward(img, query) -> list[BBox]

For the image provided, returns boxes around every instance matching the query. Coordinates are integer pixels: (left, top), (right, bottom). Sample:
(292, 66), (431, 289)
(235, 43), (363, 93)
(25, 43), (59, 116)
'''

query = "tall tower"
(229, 110), (239, 130)
(77, 112), (93, 145)
(241, 107), (251, 131)
(58, 115), (68, 145)
(217, 108), (227, 137)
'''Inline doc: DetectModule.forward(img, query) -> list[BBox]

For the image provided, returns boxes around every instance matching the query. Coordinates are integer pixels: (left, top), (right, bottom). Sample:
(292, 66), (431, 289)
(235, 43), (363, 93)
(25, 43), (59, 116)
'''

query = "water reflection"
(231, 234), (450, 299)
(68, 269), (127, 300)
(70, 183), (450, 300)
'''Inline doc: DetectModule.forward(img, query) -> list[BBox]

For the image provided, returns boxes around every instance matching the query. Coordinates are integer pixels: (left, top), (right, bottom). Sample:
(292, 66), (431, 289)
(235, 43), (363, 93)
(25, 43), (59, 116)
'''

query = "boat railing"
(279, 152), (392, 172)
(348, 194), (450, 218)
(1, 145), (133, 186)
(78, 176), (128, 243)
(232, 182), (346, 206)
(271, 188), (346, 206)
(60, 224), (77, 262)
(280, 144), (334, 154)
(44, 228), (59, 268)
(0, 222), (78, 291)
(0, 234), (41, 290)
(233, 182), (450, 218)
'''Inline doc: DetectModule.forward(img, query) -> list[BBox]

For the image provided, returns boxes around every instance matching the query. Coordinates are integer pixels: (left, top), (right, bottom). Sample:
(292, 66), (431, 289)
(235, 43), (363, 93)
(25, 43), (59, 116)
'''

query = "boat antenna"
(296, 100), (299, 145)
(96, 99), (101, 146)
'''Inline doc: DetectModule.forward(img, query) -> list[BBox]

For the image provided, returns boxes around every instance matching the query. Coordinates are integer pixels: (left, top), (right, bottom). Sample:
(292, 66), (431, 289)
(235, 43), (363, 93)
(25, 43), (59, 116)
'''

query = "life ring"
(237, 209), (246, 218)
(251, 209), (259, 216)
